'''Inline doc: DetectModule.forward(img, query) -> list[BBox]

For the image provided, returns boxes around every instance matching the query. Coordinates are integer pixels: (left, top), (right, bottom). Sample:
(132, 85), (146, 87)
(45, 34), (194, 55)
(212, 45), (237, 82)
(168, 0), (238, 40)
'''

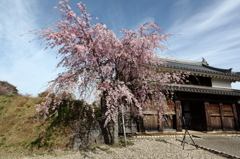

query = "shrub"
(0, 81), (19, 95)
(19, 93), (32, 97)
(38, 91), (56, 98)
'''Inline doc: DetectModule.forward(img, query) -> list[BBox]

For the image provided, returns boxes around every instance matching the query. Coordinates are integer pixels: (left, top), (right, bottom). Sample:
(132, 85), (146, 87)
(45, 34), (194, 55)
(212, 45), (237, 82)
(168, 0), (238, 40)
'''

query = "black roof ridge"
(158, 55), (203, 66)
(166, 84), (240, 96)
(157, 55), (240, 78)
(202, 64), (232, 73)
(166, 60), (202, 66)
(169, 84), (237, 90)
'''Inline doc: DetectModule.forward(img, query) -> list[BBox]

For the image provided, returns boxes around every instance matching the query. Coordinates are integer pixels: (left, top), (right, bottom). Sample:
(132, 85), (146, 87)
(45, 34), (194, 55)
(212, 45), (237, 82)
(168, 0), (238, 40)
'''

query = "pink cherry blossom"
(30, 1), (187, 128)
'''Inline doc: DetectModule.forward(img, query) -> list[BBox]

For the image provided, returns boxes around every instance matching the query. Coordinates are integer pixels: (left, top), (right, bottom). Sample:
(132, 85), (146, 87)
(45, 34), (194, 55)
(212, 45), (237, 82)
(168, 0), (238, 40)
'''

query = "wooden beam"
(232, 104), (240, 131)
(143, 110), (158, 115)
(204, 102), (212, 131)
(219, 103), (226, 131)
(175, 94), (237, 103)
(175, 100), (182, 132)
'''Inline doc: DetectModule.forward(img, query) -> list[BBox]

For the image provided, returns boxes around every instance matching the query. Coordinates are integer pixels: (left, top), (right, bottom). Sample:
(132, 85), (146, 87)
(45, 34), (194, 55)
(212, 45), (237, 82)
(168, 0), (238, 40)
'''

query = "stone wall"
(71, 119), (104, 148)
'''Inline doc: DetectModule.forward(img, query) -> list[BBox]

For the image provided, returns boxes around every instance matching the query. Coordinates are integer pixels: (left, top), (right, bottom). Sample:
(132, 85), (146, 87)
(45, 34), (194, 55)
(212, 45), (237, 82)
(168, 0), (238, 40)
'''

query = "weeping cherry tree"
(30, 0), (186, 145)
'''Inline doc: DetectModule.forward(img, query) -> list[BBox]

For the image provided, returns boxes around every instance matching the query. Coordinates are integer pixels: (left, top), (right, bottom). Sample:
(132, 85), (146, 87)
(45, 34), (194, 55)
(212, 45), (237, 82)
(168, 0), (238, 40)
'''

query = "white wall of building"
(212, 78), (232, 88)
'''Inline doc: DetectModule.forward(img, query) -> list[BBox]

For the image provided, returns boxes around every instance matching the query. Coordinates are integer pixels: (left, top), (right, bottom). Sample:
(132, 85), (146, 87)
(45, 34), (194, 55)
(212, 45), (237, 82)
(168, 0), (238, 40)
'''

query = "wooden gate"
(208, 103), (237, 131)
(143, 115), (158, 132)
(222, 104), (235, 130)
(209, 103), (222, 131)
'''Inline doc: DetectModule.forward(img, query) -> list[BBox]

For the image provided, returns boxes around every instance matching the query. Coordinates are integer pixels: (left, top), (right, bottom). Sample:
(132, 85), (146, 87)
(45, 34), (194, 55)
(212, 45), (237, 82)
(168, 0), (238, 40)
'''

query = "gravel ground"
(1, 140), (226, 159)
(185, 135), (240, 158)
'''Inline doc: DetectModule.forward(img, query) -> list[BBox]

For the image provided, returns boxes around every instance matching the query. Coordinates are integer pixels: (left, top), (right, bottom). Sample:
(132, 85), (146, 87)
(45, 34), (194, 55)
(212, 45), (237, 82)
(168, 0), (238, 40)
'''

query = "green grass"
(4, 95), (15, 97)
(0, 96), (101, 153)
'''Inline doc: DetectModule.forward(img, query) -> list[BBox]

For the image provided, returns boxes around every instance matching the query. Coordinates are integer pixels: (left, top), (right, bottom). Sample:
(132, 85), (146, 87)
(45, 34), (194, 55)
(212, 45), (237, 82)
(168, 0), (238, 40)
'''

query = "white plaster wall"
(212, 78), (232, 88)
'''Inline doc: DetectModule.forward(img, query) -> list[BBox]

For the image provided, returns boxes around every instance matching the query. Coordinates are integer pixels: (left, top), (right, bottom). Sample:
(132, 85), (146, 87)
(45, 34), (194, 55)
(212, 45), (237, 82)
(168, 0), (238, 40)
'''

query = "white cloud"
(168, 0), (240, 35)
(0, 0), (59, 96)
(159, 0), (240, 89)
(0, 0), (239, 95)
(116, 0), (240, 90)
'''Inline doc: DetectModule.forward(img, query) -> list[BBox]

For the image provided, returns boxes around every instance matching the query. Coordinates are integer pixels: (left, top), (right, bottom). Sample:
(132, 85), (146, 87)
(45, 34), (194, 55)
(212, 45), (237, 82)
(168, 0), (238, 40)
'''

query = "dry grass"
(0, 95), (73, 155)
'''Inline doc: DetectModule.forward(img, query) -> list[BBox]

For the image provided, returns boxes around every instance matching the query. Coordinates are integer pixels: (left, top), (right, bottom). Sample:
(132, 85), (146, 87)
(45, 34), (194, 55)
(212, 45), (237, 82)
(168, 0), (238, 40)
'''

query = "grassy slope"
(0, 95), (73, 153)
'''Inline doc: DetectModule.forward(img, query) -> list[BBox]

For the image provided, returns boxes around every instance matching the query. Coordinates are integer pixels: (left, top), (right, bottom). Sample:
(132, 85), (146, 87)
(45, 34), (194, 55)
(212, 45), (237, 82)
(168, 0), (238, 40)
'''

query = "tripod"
(180, 116), (198, 150)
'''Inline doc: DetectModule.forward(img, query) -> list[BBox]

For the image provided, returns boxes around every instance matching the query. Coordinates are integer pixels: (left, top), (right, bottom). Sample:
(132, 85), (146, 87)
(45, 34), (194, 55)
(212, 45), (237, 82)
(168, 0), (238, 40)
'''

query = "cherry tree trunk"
(101, 95), (119, 145)
(112, 115), (119, 145)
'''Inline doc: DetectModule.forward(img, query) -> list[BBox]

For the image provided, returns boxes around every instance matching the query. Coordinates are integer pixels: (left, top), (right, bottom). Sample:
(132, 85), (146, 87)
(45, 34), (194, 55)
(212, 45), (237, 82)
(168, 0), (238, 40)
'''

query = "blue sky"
(0, 0), (240, 97)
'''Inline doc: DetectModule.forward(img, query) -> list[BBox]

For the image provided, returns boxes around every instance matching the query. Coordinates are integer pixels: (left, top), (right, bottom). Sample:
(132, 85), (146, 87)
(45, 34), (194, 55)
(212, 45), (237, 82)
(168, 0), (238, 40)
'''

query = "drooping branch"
(29, 0), (187, 127)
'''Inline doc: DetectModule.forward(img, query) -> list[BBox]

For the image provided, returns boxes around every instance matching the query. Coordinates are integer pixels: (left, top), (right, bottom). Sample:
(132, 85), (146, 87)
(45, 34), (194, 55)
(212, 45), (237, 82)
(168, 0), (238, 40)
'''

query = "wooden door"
(143, 115), (158, 132)
(222, 104), (235, 130)
(209, 103), (222, 131)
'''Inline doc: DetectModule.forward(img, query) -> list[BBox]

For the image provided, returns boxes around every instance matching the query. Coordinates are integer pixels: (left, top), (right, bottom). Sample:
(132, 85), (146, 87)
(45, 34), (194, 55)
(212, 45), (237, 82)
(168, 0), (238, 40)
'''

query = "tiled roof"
(157, 56), (240, 80)
(166, 84), (240, 96)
